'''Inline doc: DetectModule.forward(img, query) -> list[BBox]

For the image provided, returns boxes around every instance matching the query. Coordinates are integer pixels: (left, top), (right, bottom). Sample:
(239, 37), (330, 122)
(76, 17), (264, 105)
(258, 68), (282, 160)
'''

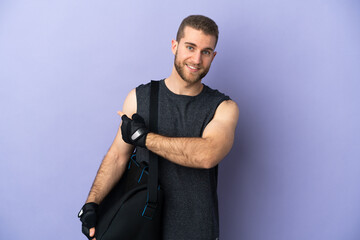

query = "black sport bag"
(95, 81), (163, 240)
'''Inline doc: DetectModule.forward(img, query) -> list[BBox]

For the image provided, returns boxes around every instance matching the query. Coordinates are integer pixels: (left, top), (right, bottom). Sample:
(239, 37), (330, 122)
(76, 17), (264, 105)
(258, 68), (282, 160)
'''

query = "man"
(79, 15), (239, 239)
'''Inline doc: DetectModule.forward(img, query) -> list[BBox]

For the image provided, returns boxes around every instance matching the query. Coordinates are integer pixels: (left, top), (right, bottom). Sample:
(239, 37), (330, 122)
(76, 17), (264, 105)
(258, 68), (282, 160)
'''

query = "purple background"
(1, 1), (359, 239)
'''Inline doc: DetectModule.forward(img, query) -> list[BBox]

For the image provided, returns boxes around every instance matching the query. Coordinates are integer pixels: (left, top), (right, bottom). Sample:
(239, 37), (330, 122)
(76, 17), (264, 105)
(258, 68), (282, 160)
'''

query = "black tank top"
(136, 79), (230, 240)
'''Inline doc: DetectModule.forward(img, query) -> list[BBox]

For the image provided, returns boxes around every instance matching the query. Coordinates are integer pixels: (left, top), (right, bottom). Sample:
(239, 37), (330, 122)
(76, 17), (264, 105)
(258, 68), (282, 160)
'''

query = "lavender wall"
(1, 1), (359, 239)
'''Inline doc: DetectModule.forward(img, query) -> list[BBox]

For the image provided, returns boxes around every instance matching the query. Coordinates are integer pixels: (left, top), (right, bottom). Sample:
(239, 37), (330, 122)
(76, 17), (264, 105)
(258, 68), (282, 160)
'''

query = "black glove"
(78, 202), (98, 239)
(121, 113), (149, 148)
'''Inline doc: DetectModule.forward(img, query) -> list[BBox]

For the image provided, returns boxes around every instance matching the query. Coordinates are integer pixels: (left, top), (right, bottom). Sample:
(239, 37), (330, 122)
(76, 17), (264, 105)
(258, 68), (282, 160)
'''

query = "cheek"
(176, 52), (189, 62)
(203, 57), (213, 66)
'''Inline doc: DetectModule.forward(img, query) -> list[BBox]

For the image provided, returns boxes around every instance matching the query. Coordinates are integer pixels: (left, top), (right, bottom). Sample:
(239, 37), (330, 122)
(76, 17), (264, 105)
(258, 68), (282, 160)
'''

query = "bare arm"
(145, 100), (239, 169)
(86, 88), (137, 204)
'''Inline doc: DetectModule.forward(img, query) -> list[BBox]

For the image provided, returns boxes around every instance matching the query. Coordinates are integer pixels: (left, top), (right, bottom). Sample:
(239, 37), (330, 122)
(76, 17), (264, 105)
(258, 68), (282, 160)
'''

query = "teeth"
(187, 65), (198, 70)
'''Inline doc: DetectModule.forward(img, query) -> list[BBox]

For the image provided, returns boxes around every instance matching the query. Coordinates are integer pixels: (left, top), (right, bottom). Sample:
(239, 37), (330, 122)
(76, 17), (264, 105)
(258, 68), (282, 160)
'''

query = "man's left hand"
(118, 112), (149, 148)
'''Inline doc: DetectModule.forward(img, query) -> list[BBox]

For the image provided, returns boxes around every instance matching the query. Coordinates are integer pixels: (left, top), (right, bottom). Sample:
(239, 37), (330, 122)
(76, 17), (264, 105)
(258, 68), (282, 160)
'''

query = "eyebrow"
(184, 42), (214, 52)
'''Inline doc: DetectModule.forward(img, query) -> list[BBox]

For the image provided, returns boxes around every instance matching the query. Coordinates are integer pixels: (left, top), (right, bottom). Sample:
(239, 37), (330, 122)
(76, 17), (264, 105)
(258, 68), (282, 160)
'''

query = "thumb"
(117, 111), (124, 117)
(89, 227), (96, 238)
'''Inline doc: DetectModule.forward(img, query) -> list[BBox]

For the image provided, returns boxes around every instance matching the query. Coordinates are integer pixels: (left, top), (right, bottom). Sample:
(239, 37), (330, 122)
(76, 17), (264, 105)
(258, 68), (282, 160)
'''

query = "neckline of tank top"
(160, 79), (208, 99)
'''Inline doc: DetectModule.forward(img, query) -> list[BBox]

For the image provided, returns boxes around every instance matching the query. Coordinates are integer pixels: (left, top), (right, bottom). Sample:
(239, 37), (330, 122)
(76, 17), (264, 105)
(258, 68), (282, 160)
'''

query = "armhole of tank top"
(200, 96), (230, 136)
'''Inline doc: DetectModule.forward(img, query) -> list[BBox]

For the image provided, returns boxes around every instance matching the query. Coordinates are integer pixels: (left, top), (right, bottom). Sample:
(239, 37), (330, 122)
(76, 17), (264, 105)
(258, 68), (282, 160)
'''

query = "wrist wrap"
(78, 202), (98, 239)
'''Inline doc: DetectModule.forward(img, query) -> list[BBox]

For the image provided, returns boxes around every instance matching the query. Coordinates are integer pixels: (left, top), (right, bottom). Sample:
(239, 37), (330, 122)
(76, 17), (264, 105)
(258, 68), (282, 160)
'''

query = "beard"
(174, 51), (210, 84)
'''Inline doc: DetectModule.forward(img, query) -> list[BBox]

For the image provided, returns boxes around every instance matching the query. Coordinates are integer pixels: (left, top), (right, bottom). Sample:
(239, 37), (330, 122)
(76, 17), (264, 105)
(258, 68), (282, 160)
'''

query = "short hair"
(176, 15), (219, 48)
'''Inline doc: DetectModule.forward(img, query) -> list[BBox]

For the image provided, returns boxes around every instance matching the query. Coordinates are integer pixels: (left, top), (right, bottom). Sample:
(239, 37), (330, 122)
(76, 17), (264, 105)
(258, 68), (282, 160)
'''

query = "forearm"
(86, 151), (129, 204)
(145, 133), (217, 169)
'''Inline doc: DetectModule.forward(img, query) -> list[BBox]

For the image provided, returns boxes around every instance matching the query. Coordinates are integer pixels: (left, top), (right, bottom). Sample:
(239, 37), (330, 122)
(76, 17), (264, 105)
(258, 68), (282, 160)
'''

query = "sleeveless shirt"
(136, 79), (230, 240)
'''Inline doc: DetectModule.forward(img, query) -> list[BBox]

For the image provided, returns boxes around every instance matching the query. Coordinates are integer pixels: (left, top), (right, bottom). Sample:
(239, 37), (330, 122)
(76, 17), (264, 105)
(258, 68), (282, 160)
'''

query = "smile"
(186, 64), (200, 71)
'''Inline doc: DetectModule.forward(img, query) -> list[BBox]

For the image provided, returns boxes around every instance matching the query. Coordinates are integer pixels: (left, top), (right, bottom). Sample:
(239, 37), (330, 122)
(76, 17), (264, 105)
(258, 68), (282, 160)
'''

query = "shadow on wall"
(210, 30), (273, 239)
(218, 102), (268, 239)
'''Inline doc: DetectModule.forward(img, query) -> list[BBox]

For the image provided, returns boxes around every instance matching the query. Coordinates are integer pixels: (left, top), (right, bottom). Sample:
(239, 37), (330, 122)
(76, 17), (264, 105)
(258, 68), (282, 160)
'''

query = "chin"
(181, 75), (202, 84)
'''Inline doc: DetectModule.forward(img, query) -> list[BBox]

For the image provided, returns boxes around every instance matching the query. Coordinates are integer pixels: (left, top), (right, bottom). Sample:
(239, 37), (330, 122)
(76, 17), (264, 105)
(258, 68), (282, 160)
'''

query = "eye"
(202, 50), (211, 55)
(187, 46), (194, 51)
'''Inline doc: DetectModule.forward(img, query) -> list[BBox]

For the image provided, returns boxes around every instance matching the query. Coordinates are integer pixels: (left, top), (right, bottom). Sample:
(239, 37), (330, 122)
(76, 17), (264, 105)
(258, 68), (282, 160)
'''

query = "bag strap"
(142, 80), (160, 219)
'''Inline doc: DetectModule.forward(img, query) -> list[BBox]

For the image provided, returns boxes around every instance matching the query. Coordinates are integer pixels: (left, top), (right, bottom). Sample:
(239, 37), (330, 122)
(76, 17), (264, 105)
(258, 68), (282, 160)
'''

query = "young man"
(79, 15), (239, 240)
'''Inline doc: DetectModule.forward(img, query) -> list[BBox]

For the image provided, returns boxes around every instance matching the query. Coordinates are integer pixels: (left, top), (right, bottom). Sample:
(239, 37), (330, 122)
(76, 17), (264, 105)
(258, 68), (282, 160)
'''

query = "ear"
(171, 39), (178, 55)
(211, 51), (217, 61)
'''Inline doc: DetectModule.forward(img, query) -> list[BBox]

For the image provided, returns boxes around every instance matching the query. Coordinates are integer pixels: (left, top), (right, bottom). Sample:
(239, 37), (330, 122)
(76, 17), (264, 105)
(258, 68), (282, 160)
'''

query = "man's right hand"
(119, 112), (149, 148)
(78, 202), (98, 239)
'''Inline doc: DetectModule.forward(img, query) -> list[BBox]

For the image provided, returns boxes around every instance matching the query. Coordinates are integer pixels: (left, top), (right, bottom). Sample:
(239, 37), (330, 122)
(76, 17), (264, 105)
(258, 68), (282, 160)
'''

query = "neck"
(165, 66), (204, 96)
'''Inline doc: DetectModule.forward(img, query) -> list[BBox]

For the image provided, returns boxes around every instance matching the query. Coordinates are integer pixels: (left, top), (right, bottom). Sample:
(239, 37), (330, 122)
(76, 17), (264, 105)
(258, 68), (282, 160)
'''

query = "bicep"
(108, 88), (137, 158)
(202, 100), (239, 162)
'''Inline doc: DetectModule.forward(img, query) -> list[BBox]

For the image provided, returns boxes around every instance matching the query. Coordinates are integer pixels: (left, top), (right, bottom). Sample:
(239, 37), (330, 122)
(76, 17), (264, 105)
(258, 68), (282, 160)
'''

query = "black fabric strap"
(147, 80), (159, 205)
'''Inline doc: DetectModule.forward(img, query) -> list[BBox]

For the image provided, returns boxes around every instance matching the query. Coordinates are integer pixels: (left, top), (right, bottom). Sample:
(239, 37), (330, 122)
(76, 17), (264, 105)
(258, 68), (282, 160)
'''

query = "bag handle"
(142, 80), (160, 219)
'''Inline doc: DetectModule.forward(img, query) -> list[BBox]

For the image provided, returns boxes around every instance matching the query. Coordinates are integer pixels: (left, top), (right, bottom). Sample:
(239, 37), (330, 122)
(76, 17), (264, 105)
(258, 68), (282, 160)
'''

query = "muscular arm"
(145, 100), (239, 169)
(86, 88), (137, 204)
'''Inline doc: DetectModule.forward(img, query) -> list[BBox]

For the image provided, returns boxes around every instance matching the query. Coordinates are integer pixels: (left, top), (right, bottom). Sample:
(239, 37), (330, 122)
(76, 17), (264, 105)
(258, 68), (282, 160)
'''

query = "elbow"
(199, 154), (219, 169)
(195, 143), (221, 169)
(204, 160), (219, 169)
(202, 162), (216, 169)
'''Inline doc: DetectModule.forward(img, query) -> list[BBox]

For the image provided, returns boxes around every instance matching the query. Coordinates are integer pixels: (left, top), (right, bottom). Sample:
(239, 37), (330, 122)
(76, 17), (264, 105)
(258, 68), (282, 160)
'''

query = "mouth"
(186, 64), (201, 72)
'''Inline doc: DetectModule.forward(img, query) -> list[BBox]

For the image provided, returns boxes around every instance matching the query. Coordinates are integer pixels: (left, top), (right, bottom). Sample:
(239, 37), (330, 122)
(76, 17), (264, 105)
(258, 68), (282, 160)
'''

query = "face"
(172, 26), (217, 84)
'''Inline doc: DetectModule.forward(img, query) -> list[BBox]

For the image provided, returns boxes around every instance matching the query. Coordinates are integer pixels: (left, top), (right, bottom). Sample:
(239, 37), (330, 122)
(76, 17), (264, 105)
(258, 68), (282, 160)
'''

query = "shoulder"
(122, 80), (157, 115)
(215, 100), (239, 123)
(136, 81), (152, 92)
(135, 80), (160, 100)
(122, 88), (137, 116)
(218, 99), (238, 111)
(202, 84), (234, 108)
(202, 99), (238, 144)
(202, 85), (231, 105)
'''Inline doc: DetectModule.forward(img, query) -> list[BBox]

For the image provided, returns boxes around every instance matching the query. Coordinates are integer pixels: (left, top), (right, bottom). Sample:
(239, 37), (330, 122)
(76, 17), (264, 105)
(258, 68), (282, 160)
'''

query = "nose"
(191, 50), (202, 65)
